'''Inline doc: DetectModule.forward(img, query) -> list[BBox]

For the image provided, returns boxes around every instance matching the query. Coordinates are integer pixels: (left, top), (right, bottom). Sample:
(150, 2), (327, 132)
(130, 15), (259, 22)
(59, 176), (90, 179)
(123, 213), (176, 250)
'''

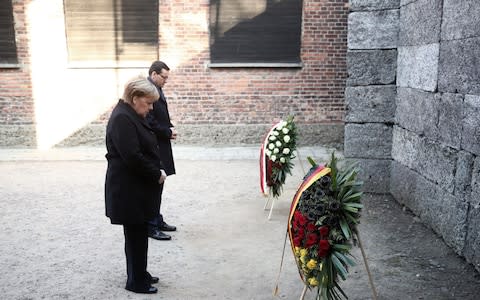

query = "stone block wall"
(347, 0), (480, 271)
(345, 0), (399, 194)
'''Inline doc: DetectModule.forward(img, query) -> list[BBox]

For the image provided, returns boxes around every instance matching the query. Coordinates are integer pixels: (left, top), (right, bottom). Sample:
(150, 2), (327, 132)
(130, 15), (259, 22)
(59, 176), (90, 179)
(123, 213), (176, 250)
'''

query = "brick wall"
(0, 0), (349, 148)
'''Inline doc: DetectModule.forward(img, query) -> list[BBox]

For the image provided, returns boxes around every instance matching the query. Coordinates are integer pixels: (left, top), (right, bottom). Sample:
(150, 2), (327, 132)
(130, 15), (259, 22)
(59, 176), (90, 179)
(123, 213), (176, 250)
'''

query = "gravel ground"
(0, 148), (479, 300)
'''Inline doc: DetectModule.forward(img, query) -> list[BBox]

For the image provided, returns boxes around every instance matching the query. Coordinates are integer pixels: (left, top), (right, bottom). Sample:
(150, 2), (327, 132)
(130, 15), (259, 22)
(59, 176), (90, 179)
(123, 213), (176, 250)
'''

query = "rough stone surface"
(345, 85), (396, 123)
(391, 161), (468, 254)
(347, 50), (397, 86)
(397, 89), (464, 149)
(344, 123), (392, 159)
(348, 10), (399, 49)
(348, 158), (391, 193)
(465, 205), (480, 271)
(462, 95), (480, 156)
(349, 0), (399, 11)
(0, 125), (36, 148)
(395, 87), (438, 140)
(392, 126), (457, 193)
(413, 171), (468, 254)
(438, 37), (480, 95)
(400, 0), (416, 6)
(56, 123), (345, 149)
(455, 151), (474, 197)
(397, 44), (439, 92)
(471, 157), (480, 206)
(441, 0), (480, 41)
(398, 0), (442, 46)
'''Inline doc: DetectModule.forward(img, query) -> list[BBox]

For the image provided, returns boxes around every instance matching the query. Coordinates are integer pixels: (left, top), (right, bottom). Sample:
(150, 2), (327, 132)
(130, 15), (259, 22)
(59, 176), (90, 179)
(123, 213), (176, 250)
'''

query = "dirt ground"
(1, 148), (480, 299)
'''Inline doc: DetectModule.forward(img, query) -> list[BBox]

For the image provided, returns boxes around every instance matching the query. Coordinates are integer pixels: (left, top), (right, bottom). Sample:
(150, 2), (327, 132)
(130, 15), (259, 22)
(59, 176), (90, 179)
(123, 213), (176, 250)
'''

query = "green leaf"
(343, 202), (364, 209)
(307, 156), (318, 167)
(342, 205), (359, 213)
(339, 218), (351, 240)
(342, 191), (363, 202)
(343, 211), (359, 224)
(334, 281), (349, 299)
(331, 254), (347, 280)
(333, 251), (356, 267)
(332, 244), (352, 251)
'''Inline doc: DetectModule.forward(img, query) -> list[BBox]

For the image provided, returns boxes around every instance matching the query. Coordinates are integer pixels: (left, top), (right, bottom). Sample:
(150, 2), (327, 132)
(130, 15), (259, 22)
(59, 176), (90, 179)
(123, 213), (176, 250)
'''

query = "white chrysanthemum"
(283, 148), (290, 155)
(273, 148), (279, 154)
(273, 130), (280, 136)
(280, 157), (286, 163)
(271, 155), (277, 162)
(283, 135), (291, 143)
(275, 141), (282, 147)
(266, 150), (272, 157)
(268, 143), (275, 150)
(269, 135), (276, 141)
(282, 127), (289, 134)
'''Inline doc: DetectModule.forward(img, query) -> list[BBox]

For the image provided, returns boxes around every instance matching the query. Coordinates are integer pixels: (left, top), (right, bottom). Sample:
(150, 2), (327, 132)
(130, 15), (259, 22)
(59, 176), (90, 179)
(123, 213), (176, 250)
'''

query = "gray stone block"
(438, 37), (480, 95)
(462, 95), (480, 155)
(390, 160), (418, 209)
(345, 85), (396, 123)
(442, 0), (480, 41)
(391, 125), (419, 170)
(344, 123), (392, 159)
(348, 10), (399, 49)
(413, 174), (468, 254)
(471, 157), (480, 206)
(455, 151), (474, 197)
(396, 89), (463, 149)
(400, 0), (416, 6)
(350, 0), (400, 11)
(416, 137), (457, 194)
(397, 44), (439, 92)
(347, 50), (397, 86)
(348, 158), (391, 193)
(465, 205), (480, 271)
(391, 160), (468, 255)
(399, 0), (442, 46)
(437, 93), (464, 149)
(392, 126), (457, 193)
(395, 87), (437, 139)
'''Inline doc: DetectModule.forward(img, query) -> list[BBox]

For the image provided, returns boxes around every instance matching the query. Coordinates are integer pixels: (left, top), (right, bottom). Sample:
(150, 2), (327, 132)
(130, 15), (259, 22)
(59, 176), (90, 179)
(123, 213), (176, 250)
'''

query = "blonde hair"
(122, 75), (159, 104)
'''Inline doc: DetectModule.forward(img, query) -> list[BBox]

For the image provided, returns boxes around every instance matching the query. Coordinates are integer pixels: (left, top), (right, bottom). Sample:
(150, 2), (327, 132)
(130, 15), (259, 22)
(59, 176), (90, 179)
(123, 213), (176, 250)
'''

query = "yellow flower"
(300, 255), (307, 264)
(308, 277), (319, 286)
(299, 248), (308, 257)
(306, 259), (317, 270)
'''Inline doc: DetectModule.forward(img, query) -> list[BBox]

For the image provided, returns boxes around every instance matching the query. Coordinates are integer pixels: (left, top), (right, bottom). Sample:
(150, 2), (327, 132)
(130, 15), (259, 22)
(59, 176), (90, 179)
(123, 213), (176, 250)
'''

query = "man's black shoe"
(148, 229), (171, 240)
(150, 276), (159, 284)
(158, 222), (176, 232)
(125, 285), (158, 294)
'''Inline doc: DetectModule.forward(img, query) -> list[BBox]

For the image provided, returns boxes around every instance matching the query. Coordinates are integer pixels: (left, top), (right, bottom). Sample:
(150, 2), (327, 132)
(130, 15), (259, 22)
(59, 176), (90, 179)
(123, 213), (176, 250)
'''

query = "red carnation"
(319, 226), (329, 238)
(305, 233), (318, 248)
(293, 236), (303, 247)
(296, 229), (305, 239)
(294, 211), (307, 227)
(318, 239), (330, 257)
(306, 222), (316, 232)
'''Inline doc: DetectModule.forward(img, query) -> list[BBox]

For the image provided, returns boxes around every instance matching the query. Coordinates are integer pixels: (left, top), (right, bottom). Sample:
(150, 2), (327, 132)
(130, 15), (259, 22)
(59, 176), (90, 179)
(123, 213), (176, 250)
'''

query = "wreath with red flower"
(288, 153), (363, 299)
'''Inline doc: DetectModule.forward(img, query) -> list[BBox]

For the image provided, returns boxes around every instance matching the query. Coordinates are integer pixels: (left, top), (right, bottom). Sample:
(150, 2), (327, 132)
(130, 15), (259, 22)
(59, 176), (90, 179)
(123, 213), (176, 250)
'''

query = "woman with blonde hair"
(104, 75), (166, 294)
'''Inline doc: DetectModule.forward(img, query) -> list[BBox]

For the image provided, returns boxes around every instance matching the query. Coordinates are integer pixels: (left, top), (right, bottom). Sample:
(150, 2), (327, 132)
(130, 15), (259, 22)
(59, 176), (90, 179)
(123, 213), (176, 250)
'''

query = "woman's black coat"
(104, 100), (164, 224)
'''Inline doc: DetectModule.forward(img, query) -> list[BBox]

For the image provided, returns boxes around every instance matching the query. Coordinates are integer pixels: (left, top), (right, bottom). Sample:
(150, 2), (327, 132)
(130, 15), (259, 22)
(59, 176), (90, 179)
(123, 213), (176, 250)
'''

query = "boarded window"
(209, 0), (302, 64)
(0, 0), (18, 65)
(64, 0), (158, 67)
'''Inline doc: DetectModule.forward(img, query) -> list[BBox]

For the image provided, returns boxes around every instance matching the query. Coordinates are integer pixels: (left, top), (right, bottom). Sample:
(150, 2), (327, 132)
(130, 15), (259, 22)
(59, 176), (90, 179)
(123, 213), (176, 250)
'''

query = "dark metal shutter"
(209, 0), (302, 64)
(0, 0), (18, 64)
(64, 0), (158, 65)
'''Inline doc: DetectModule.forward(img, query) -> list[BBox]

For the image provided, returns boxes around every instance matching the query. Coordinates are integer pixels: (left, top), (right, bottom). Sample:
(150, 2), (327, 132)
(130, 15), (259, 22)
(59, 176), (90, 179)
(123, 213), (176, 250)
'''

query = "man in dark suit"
(146, 61), (177, 240)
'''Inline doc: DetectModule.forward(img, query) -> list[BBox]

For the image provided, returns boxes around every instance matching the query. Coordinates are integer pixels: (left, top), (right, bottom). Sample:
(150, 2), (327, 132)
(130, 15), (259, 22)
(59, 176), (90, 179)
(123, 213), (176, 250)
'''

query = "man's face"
(151, 69), (169, 88)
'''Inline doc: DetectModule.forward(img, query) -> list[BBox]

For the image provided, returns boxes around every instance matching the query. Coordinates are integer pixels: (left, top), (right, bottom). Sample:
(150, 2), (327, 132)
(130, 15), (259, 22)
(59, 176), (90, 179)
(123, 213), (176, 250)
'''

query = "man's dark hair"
(149, 61), (170, 76)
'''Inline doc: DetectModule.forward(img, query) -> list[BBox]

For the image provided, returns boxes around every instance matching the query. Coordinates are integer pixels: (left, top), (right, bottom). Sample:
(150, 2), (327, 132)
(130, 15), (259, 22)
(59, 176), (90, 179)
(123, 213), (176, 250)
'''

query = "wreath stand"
(264, 149), (306, 220)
